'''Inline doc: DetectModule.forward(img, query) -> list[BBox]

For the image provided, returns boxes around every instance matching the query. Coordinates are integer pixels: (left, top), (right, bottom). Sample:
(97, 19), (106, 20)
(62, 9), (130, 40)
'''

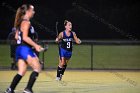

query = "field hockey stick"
(55, 21), (60, 45)
(39, 44), (49, 52)
(39, 47), (48, 52)
(56, 21), (59, 36)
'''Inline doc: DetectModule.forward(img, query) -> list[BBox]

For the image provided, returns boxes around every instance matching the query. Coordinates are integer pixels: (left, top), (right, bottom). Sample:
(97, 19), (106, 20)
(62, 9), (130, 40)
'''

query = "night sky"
(0, 0), (140, 40)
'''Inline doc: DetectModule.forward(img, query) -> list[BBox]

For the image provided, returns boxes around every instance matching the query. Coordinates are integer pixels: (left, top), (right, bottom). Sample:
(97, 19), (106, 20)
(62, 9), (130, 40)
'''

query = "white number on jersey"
(17, 32), (21, 44)
(67, 42), (71, 48)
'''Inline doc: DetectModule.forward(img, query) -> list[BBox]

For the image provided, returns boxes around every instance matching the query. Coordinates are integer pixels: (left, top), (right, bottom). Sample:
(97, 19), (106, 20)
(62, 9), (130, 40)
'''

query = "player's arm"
(15, 29), (19, 40)
(21, 21), (42, 52)
(33, 32), (38, 42)
(55, 32), (63, 43)
(73, 32), (81, 44)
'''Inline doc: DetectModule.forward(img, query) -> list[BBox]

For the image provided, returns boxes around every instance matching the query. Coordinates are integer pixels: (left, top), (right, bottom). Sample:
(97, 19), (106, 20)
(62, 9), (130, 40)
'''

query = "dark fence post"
(91, 43), (93, 70)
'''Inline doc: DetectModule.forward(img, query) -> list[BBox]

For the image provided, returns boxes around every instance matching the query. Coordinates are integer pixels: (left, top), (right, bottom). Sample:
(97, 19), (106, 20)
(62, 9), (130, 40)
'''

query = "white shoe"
(56, 74), (63, 81)
(56, 77), (61, 81)
(5, 88), (15, 93)
(23, 88), (33, 93)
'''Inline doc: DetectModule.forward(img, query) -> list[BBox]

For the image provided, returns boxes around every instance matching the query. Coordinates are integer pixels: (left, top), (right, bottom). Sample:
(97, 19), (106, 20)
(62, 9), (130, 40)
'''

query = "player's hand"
(55, 38), (59, 43)
(35, 44), (43, 52)
(78, 38), (82, 44)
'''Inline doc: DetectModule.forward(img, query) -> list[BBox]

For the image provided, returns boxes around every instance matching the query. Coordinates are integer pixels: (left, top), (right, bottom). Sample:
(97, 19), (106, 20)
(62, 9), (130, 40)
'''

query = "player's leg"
(56, 47), (65, 80)
(11, 58), (15, 70)
(10, 45), (16, 70)
(12, 58), (17, 70)
(13, 45), (17, 70)
(5, 59), (27, 93)
(61, 51), (72, 76)
(23, 55), (41, 93)
(56, 57), (66, 80)
(61, 58), (70, 75)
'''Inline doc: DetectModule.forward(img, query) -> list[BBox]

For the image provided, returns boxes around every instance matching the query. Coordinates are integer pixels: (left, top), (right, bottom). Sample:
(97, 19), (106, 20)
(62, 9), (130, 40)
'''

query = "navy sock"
(62, 64), (67, 75)
(10, 74), (22, 90)
(26, 71), (39, 90)
(57, 66), (62, 77)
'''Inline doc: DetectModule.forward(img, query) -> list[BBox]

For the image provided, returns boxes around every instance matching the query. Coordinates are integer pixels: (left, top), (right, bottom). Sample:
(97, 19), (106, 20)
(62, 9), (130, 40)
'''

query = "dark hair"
(64, 20), (71, 26)
(14, 4), (32, 29)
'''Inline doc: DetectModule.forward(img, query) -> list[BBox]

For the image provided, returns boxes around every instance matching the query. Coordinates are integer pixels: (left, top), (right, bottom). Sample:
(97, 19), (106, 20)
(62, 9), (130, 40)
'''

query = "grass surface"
(93, 45), (140, 69)
(0, 44), (140, 69)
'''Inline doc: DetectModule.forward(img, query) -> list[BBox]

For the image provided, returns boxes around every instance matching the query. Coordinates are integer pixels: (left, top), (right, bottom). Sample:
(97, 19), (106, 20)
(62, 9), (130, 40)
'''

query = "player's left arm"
(34, 32), (38, 42)
(73, 32), (82, 44)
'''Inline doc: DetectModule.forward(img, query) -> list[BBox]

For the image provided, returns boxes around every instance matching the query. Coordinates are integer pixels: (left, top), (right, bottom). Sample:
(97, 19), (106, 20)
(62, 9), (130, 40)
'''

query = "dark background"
(0, 0), (140, 40)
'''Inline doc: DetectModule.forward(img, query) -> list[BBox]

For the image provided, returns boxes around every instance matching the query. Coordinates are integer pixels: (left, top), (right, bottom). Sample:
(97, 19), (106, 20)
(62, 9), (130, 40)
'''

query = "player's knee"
(33, 63), (41, 73)
(18, 70), (26, 76)
(60, 62), (65, 67)
(62, 62), (65, 66)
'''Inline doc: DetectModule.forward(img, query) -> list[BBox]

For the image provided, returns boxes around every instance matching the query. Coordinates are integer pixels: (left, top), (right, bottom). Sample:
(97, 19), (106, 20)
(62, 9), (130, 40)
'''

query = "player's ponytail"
(14, 4), (31, 29)
(64, 20), (70, 26)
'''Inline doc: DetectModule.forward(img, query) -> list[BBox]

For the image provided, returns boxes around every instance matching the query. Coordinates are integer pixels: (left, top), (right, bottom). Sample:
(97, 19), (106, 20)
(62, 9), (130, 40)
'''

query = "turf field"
(0, 44), (140, 69)
(0, 70), (140, 93)
(0, 44), (140, 93)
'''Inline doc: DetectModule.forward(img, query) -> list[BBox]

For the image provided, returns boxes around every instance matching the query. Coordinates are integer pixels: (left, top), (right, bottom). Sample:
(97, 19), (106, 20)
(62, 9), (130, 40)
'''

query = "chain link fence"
(0, 40), (140, 70)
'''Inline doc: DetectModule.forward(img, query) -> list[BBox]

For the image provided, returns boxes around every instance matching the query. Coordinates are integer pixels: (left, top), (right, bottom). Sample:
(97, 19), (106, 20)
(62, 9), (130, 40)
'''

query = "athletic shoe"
(4, 88), (15, 93)
(60, 74), (63, 80)
(56, 74), (63, 81)
(56, 77), (61, 81)
(23, 88), (33, 93)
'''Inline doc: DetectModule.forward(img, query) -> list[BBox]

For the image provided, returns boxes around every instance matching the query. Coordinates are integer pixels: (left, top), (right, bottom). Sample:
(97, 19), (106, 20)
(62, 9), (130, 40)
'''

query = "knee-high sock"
(26, 71), (39, 90)
(10, 74), (22, 90)
(57, 66), (63, 77)
(62, 64), (67, 75)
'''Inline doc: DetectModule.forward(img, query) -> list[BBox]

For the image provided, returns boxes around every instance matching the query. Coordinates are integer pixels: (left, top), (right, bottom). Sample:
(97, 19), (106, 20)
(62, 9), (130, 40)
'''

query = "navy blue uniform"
(59, 31), (74, 58)
(15, 20), (37, 61)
